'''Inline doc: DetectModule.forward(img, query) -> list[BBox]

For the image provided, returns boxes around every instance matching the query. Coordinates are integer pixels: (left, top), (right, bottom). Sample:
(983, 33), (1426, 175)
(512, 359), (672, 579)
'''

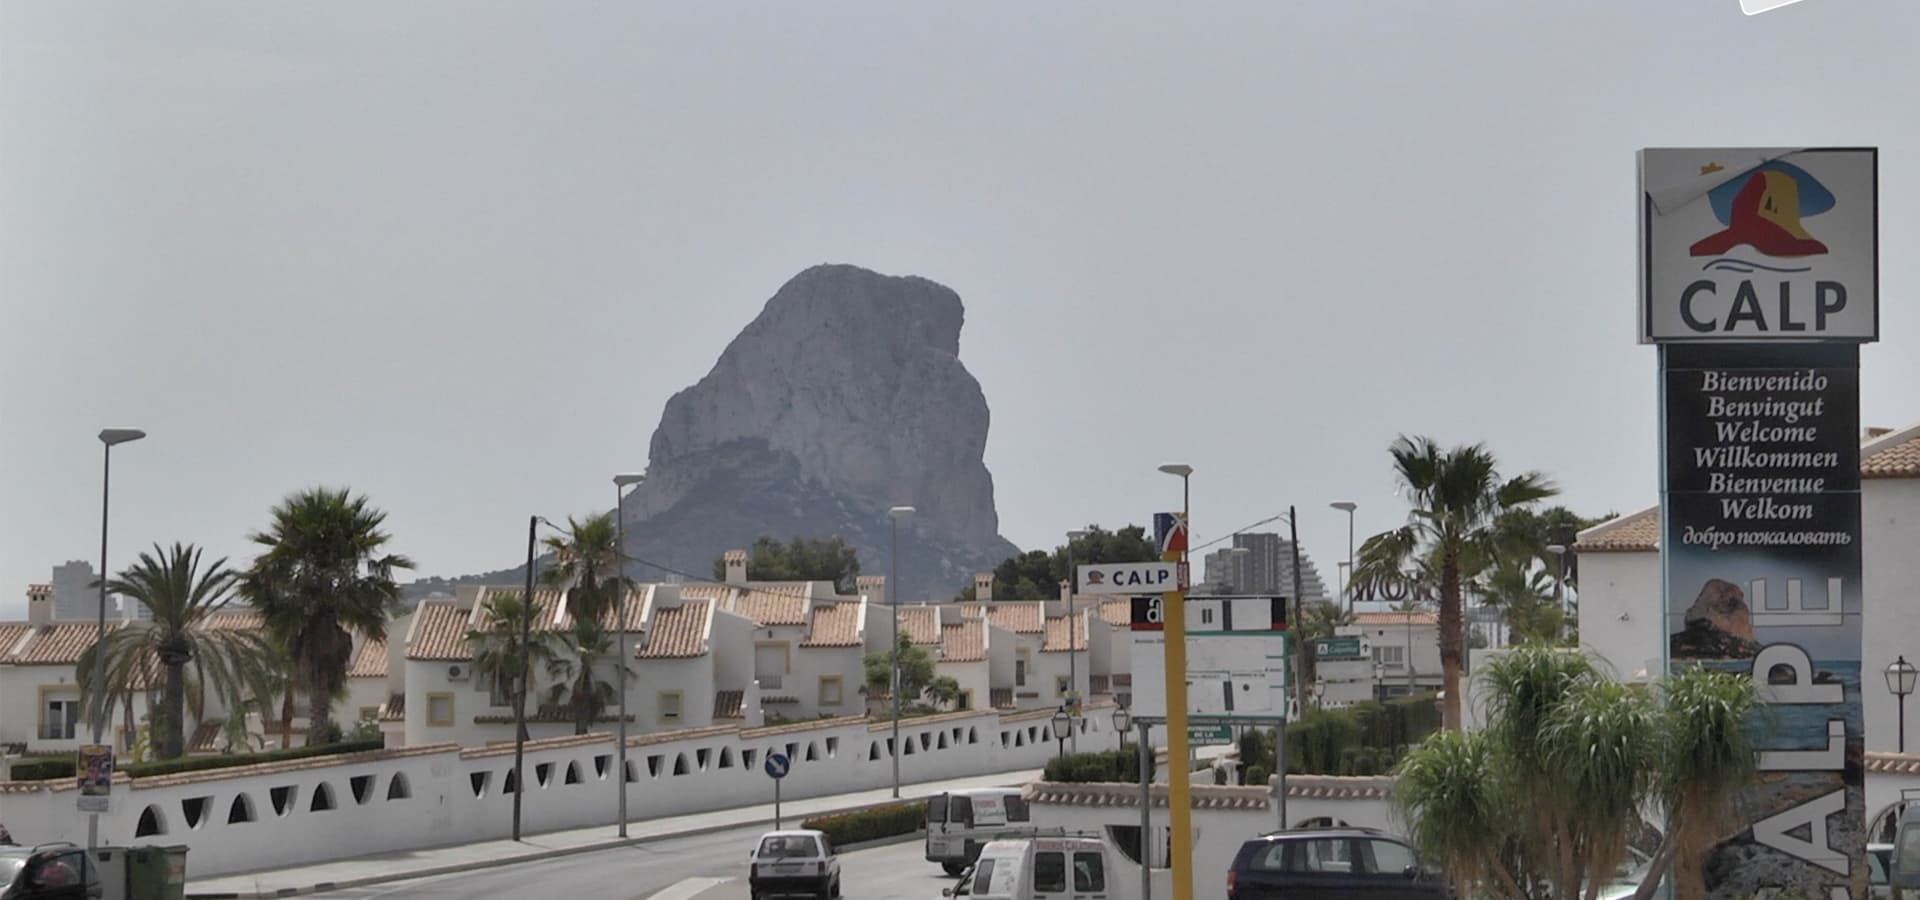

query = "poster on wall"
(1643, 146), (1877, 900)
(76, 744), (113, 813)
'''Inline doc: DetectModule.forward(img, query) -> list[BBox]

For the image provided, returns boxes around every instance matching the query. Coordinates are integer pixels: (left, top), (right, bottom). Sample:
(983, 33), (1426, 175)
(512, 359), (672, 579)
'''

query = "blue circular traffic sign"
(764, 752), (791, 779)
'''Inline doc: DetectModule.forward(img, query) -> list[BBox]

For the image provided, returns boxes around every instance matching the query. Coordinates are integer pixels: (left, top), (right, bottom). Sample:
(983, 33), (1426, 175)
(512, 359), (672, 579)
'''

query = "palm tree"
(1631, 665), (1761, 900)
(1393, 647), (1760, 900)
(1353, 436), (1557, 729)
(1474, 557), (1564, 646)
(241, 487), (413, 746)
(468, 592), (547, 741)
(77, 544), (281, 760)
(541, 512), (629, 624)
(543, 619), (627, 735)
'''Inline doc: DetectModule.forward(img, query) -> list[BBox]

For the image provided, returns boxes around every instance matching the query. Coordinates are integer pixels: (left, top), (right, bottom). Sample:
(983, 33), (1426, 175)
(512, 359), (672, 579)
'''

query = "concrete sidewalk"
(185, 768), (1043, 899)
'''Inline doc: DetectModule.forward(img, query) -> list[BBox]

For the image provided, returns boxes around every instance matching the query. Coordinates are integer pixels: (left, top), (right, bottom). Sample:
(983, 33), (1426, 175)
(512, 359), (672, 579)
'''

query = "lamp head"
(613, 473), (647, 488)
(1546, 544), (1568, 555)
(889, 506), (916, 518)
(1157, 464), (1193, 478)
(99, 428), (146, 447)
(1330, 501), (1357, 513)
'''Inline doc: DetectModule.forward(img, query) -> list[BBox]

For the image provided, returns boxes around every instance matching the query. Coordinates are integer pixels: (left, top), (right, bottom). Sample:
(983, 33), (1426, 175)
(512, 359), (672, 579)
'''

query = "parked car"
(943, 835), (1113, 900)
(749, 830), (842, 900)
(1226, 828), (1448, 900)
(1873, 842), (1894, 900)
(0, 843), (102, 900)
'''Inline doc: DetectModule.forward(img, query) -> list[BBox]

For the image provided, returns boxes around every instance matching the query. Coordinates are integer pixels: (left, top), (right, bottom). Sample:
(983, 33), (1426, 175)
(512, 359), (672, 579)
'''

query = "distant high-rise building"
(47, 560), (137, 621)
(1219, 533), (1331, 603)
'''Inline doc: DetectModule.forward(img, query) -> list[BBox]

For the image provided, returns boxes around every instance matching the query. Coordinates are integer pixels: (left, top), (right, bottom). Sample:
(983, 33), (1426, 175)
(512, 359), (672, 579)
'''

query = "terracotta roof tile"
(940, 620), (986, 663)
(638, 599), (712, 659)
(0, 624), (31, 660)
(899, 606), (940, 644)
(405, 600), (474, 662)
(188, 723), (226, 754)
(1864, 428), (1920, 479)
(202, 610), (263, 631)
(348, 638), (388, 678)
(26, 584), (51, 598)
(1025, 775), (1391, 808)
(1867, 750), (1920, 773)
(728, 582), (812, 626)
(6, 622), (115, 664)
(980, 602), (1045, 635)
(801, 602), (861, 648)
(714, 690), (745, 720)
(1351, 611), (1437, 627)
(380, 692), (405, 722)
(1042, 614), (1090, 652)
(1575, 507), (1660, 553)
(598, 589), (648, 631)
(1098, 598), (1130, 627)
(473, 705), (633, 724)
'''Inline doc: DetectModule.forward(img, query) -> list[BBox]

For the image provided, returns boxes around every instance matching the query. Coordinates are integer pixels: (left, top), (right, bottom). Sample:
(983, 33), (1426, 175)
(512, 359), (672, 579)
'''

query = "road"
(302, 828), (945, 900)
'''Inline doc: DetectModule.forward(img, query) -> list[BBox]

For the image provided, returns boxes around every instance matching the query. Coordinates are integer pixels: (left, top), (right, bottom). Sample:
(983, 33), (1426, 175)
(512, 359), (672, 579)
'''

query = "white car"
(750, 830), (842, 900)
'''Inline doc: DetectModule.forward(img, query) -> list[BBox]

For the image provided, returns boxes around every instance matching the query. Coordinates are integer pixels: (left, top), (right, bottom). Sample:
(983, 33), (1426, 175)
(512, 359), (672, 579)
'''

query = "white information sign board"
(1127, 595), (1287, 722)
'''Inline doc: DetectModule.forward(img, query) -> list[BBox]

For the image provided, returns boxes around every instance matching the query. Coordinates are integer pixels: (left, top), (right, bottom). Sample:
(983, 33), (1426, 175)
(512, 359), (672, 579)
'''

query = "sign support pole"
(1275, 718), (1288, 831)
(1163, 513), (1194, 900)
(774, 776), (782, 831)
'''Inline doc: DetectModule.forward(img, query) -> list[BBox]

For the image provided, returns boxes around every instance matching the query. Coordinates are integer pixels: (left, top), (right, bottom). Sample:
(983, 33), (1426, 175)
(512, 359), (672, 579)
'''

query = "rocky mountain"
(619, 264), (1019, 599)
(1670, 578), (1763, 659)
(408, 264), (1019, 601)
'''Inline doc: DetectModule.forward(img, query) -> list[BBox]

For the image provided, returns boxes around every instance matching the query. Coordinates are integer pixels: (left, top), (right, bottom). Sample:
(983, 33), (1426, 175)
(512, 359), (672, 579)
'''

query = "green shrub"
(5, 737), (385, 782)
(1245, 764), (1271, 787)
(802, 800), (926, 846)
(1042, 746), (1153, 783)
(8, 756), (75, 781)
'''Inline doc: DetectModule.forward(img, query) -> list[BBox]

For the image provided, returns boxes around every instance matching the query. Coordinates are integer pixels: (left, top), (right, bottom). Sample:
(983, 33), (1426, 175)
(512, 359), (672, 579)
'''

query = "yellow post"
(1163, 513), (1194, 900)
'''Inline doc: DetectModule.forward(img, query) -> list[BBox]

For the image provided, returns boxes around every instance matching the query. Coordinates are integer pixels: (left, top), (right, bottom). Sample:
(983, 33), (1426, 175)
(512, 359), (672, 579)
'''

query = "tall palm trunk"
(1438, 554), (1465, 730)
(573, 671), (594, 736)
(280, 687), (295, 750)
(306, 654), (335, 745)
(158, 638), (191, 760)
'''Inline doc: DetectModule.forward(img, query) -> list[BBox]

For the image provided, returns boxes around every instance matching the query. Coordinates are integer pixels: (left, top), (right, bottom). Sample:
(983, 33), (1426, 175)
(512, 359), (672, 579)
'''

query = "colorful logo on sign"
(1084, 570), (1106, 586)
(1690, 161), (1835, 266)
(1154, 512), (1187, 556)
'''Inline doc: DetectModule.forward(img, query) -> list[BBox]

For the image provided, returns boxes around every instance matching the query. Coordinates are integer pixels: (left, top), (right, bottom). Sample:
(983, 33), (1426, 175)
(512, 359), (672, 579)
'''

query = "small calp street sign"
(1075, 561), (1187, 595)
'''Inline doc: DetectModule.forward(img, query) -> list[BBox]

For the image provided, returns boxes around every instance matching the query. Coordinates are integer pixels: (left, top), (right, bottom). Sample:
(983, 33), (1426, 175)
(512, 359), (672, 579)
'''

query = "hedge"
(4, 738), (385, 782)
(802, 800), (926, 846)
(1042, 746), (1153, 784)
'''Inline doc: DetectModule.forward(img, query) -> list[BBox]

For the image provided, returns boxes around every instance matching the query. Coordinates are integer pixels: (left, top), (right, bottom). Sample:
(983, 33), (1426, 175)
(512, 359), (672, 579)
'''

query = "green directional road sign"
(1187, 724), (1233, 746)
(1314, 636), (1363, 660)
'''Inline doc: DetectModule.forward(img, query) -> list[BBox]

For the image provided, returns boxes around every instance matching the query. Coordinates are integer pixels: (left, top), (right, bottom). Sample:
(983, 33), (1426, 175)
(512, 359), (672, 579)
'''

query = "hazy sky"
(5, 1), (1918, 616)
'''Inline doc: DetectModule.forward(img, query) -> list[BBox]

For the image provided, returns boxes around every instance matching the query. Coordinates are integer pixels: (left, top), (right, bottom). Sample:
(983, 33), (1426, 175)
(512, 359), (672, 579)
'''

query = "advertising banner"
(1661, 342), (1863, 897)
(76, 744), (113, 813)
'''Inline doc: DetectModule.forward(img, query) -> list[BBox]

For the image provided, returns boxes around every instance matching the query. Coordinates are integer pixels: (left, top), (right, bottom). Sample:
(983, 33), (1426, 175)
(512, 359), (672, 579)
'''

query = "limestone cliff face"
(621, 265), (1017, 598)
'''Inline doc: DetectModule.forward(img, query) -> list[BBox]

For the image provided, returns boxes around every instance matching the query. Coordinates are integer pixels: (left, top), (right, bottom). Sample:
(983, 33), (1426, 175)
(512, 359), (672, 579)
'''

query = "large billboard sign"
(1640, 148), (1877, 343)
(1128, 595), (1287, 722)
(1644, 146), (1876, 900)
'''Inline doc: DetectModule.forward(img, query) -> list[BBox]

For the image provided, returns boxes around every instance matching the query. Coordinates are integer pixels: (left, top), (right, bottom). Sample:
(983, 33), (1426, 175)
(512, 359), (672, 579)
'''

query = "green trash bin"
(124, 845), (187, 900)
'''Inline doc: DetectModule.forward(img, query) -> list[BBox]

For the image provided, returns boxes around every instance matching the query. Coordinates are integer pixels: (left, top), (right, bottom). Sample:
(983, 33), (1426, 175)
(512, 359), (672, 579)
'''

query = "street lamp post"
(89, 428), (145, 855)
(1888, 656), (1918, 753)
(1112, 703), (1131, 753)
(612, 473), (646, 838)
(1154, 463), (1194, 900)
(1051, 708), (1071, 762)
(1330, 502), (1357, 612)
(1066, 528), (1089, 754)
(888, 505), (915, 799)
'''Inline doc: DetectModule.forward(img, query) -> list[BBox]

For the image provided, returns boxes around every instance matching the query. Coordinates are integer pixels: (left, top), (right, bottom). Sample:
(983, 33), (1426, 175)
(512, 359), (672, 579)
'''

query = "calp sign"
(1076, 561), (1181, 595)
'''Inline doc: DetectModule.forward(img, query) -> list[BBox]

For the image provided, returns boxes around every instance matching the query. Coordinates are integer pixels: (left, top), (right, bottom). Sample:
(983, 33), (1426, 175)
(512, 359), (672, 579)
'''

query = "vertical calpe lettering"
(1663, 343), (1863, 899)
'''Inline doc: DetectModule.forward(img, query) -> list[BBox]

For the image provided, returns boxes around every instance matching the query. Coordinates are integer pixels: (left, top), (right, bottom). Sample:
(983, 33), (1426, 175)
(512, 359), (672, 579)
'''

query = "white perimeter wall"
(0, 706), (1113, 880)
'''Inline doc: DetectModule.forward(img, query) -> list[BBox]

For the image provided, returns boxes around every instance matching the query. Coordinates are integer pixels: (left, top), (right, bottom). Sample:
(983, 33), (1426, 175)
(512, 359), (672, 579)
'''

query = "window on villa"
(819, 676), (844, 707)
(1015, 656), (1028, 687)
(754, 643), (789, 690)
(358, 706), (380, 723)
(1056, 676), (1071, 697)
(659, 691), (683, 723)
(427, 693), (455, 727)
(1373, 646), (1405, 666)
(958, 691), (972, 711)
(42, 698), (79, 741)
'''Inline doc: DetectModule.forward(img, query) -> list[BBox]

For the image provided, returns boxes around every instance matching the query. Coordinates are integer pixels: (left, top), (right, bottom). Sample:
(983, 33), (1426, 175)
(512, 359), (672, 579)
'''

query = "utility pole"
(1287, 506), (1308, 714)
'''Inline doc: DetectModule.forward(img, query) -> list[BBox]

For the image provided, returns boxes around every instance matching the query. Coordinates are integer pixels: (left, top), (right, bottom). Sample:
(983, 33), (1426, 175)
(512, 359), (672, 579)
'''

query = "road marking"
(646, 877), (732, 900)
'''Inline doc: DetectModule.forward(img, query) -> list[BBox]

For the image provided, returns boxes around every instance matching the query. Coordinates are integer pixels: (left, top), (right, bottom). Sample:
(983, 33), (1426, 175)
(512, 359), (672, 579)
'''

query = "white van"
(926, 788), (1033, 874)
(945, 837), (1113, 900)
